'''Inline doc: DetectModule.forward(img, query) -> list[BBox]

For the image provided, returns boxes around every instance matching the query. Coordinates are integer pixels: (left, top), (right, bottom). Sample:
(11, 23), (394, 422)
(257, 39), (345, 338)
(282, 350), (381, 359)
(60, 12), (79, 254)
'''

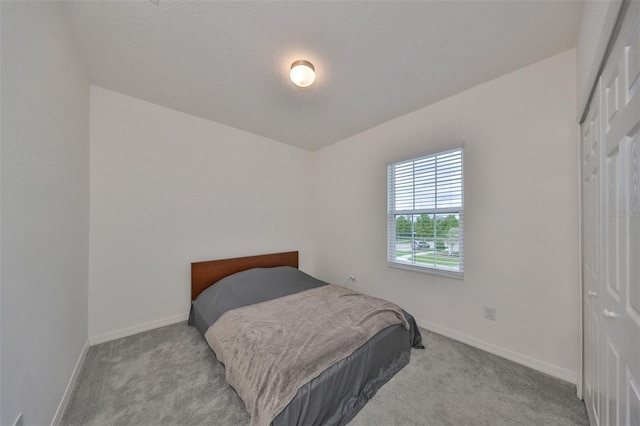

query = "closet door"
(582, 3), (640, 426)
(598, 2), (640, 425)
(582, 78), (602, 426)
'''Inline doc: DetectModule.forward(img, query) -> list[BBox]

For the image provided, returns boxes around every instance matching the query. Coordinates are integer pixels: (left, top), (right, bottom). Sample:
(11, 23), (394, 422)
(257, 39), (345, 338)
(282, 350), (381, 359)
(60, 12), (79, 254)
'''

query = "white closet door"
(582, 77), (602, 426)
(582, 3), (640, 426)
(598, 2), (640, 425)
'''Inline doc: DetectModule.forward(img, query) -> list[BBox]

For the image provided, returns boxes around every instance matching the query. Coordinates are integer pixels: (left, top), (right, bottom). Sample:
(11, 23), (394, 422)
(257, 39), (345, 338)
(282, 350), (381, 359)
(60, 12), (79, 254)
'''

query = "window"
(387, 147), (464, 279)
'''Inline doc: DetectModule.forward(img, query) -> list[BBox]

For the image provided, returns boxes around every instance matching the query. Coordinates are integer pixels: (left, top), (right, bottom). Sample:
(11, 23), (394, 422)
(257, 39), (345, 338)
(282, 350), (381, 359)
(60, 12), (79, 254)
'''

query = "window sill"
(388, 261), (464, 280)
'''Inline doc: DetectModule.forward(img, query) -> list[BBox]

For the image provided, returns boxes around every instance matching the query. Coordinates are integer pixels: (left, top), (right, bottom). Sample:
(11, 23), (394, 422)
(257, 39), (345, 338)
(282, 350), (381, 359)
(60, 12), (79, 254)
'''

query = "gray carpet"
(61, 322), (588, 426)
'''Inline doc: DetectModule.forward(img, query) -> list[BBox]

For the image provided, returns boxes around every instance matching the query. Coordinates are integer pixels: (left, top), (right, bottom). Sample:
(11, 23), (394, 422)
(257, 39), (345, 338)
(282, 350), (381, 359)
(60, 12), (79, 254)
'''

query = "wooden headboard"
(191, 251), (299, 301)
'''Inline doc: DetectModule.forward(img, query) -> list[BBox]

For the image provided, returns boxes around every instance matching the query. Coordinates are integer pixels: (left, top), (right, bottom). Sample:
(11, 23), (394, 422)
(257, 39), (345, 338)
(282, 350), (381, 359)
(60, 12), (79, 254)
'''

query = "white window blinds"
(387, 147), (464, 279)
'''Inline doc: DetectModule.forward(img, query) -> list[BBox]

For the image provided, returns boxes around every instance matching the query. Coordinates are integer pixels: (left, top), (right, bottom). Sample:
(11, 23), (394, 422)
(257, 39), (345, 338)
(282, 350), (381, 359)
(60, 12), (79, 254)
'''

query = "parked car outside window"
(413, 241), (429, 249)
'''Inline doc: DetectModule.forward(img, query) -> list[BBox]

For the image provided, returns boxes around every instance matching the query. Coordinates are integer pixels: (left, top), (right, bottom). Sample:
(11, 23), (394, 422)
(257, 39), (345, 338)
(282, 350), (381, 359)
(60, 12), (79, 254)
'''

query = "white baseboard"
(51, 340), (89, 426)
(89, 312), (189, 346)
(415, 318), (577, 385)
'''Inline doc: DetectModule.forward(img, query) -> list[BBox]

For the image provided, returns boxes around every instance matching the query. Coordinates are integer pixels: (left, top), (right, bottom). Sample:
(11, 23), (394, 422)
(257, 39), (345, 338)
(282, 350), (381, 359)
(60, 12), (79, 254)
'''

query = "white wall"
(1, 2), (90, 425)
(312, 49), (579, 382)
(577, 0), (623, 118)
(89, 86), (315, 342)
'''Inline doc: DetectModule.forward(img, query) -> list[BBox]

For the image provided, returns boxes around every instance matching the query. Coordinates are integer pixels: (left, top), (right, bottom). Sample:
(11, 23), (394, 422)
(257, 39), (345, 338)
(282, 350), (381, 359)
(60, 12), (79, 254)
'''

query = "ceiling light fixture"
(289, 60), (316, 88)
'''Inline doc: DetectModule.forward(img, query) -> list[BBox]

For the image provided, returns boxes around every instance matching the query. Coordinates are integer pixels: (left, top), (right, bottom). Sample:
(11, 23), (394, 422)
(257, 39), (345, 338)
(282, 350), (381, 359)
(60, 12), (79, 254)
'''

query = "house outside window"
(387, 147), (464, 279)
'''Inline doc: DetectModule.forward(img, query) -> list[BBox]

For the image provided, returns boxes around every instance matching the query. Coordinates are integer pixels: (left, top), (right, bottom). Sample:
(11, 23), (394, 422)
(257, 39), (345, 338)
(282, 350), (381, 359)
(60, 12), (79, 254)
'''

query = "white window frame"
(387, 147), (464, 280)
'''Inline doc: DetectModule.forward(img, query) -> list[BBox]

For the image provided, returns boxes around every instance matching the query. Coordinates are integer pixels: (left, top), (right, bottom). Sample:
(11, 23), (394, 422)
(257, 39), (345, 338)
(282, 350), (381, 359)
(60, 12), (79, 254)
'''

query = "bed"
(188, 251), (423, 426)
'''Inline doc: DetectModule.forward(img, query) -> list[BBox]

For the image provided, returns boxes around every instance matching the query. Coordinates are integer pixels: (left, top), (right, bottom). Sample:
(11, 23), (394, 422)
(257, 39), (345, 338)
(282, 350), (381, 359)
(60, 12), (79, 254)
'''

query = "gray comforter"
(205, 284), (410, 426)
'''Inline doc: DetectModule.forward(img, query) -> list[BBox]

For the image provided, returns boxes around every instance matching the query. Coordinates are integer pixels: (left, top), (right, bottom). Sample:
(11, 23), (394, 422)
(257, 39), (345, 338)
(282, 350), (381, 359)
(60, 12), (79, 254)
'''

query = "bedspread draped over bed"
(205, 284), (410, 426)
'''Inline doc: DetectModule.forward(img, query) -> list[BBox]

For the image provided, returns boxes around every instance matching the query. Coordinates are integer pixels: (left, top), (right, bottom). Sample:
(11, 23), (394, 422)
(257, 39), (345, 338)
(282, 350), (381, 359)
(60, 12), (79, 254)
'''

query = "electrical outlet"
(13, 413), (23, 426)
(349, 274), (356, 282)
(484, 306), (496, 321)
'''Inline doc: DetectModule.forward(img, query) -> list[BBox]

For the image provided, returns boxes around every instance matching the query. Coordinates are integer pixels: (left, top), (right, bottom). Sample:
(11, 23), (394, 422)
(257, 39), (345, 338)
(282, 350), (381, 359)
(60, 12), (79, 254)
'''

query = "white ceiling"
(62, 0), (583, 151)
